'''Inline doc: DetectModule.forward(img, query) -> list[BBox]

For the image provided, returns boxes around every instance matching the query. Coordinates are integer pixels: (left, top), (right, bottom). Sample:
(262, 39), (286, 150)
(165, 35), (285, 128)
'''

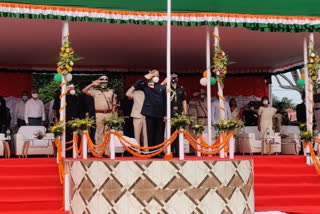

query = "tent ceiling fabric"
(0, 18), (318, 74)
(1, 1), (320, 31)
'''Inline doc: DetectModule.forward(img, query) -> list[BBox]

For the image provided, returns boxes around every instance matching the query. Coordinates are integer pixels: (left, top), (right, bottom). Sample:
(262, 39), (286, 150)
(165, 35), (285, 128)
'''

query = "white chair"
(15, 126), (55, 157)
(238, 126), (281, 155)
(281, 133), (300, 155)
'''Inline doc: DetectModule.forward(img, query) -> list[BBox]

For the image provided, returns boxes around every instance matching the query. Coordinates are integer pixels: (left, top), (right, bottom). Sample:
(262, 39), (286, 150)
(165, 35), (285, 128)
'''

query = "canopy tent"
(1, 0), (320, 32)
(0, 17), (318, 75)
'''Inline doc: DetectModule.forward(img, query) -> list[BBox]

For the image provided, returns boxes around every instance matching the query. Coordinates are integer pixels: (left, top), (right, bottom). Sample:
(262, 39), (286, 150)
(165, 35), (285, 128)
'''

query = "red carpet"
(0, 158), (67, 214)
(253, 155), (320, 214)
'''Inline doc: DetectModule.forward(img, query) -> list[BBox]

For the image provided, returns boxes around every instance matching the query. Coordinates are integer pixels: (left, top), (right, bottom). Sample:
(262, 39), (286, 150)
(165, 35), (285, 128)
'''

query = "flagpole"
(166, 0), (172, 154)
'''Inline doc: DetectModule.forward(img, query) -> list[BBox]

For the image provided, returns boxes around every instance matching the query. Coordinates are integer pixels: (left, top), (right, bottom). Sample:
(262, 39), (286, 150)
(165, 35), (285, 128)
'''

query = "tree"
(272, 95), (296, 110)
(274, 70), (304, 96)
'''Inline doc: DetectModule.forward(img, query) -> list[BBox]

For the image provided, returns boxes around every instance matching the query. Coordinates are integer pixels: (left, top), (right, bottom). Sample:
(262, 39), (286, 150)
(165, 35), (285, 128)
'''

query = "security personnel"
(134, 70), (166, 158)
(170, 73), (187, 157)
(83, 75), (117, 157)
(188, 89), (208, 124)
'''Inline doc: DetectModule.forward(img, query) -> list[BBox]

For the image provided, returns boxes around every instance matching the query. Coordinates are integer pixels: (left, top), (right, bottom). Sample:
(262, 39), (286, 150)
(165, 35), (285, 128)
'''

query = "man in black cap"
(168, 73), (187, 157)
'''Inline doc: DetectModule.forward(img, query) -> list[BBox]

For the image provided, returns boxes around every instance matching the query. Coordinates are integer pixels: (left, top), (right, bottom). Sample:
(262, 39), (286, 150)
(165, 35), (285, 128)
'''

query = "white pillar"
(268, 84), (272, 106)
(72, 132), (76, 158)
(197, 138), (201, 157)
(206, 27), (212, 148)
(214, 26), (226, 158)
(82, 132), (87, 160)
(166, 0), (172, 154)
(179, 131), (184, 160)
(110, 130), (115, 160)
(64, 173), (70, 211)
(60, 21), (69, 158)
(229, 135), (235, 159)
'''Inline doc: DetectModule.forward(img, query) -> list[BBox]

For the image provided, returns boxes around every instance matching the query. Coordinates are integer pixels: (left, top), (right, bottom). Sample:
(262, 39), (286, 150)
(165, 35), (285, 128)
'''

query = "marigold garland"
(57, 40), (82, 75)
(307, 45), (320, 92)
(304, 142), (320, 176)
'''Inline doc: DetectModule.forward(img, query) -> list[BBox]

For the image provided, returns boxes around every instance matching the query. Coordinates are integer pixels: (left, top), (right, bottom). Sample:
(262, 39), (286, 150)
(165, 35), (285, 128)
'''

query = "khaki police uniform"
(88, 89), (117, 156)
(189, 98), (208, 124)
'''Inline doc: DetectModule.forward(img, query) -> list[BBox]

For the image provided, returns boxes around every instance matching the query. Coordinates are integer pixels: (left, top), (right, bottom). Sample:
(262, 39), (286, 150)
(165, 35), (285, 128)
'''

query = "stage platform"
(64, 156), (254, 214)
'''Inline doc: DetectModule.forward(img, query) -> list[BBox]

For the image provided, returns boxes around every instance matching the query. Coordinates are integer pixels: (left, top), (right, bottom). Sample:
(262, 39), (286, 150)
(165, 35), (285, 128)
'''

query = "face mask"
(89, 87), (94, 91)
(152, 77), (159, 83)
(22, 96), (28, 101)
(171, 78), (178, 84)
(69, 89), (76, 95)
(100, 83), (108, 89)
(32, 93), (38, 99)
(263, 100), (268, 105)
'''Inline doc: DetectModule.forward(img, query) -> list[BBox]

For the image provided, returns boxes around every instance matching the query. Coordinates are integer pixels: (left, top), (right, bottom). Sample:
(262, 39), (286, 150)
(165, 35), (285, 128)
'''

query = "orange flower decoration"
(165, 152), (173, 160)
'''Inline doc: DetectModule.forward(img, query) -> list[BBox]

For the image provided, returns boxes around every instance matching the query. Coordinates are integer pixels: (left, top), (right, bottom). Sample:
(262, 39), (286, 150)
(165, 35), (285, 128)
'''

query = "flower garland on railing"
(192, 120), (205, 135)
(307, 45), (320, 93)
(50, 122), (64, 139)
(303, 142), (320, 176)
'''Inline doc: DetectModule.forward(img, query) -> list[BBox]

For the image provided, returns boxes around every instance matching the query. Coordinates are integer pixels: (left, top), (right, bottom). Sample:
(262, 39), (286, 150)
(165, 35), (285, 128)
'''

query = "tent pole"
(60, 21), (69, 158)
(166, 0), (171, 154)
(214, 26), (226, 158)
(206, 27), (212, 148)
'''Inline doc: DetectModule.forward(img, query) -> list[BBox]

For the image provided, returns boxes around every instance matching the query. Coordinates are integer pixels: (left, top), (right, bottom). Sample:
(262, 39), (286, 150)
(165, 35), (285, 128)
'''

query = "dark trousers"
(28, 117), (42, 126)
(146, 116), (164, 148)
(17, 119), (26, 127)
(171, 127), (179, 157)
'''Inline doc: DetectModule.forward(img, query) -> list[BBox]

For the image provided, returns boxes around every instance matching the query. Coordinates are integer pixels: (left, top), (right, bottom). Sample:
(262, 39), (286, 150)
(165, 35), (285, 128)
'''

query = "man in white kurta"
(211, 97), (231, 124)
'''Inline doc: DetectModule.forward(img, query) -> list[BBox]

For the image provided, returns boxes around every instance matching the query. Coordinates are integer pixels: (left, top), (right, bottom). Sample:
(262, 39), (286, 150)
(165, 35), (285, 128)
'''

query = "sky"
(271, 74), (302, 105)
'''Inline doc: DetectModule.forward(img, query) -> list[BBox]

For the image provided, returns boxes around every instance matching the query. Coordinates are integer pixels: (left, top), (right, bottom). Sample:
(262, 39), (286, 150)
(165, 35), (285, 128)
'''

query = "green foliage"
(38, 80), (60, 104)
(171, 113), (191, 130)
(213, 119), (244, 135)
(49, 122), (64, 139)
(299, 123), (314, 142)
(191, 119), (205, 135)
(272, 95), (296, 111)
(67, 113), (95, 133)
(102, 115), (127, 130)
(33, 73), (123, 102)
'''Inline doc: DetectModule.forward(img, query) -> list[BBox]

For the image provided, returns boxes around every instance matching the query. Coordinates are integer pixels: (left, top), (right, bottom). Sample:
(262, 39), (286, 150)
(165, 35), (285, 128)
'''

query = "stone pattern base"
(65, 159), (254, 214)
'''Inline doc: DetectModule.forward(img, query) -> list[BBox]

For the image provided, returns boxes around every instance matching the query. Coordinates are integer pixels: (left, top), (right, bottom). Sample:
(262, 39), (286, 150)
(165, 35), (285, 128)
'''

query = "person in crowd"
(133, 70), (166, 158)
(53, 84), (80, 157)
(0, 96), (10, 133)
(119, 89), (134, 138)
(126, 85), (148, 148)
(211, 95), (231, 124)
(258, 96), (277, 138)
(296, 93), (306, 124)
(243, 102), (258, 126)
(229, 98), (243, 120)
(189, 89), (208, 124)
(83, 76), (117, 157)
(168, 73), (187, 157)
(14, 91), (28, 129)
(25, 88), (45, 126)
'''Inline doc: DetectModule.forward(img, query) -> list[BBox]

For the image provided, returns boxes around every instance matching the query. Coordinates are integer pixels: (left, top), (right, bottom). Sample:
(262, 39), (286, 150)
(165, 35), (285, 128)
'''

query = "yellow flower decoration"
(68, 67), (72, 72)
(65, 43), (69, 48)
(61, 47), (65, 51)
(64, 53), (68, 57)
(66, 48), (70, 53)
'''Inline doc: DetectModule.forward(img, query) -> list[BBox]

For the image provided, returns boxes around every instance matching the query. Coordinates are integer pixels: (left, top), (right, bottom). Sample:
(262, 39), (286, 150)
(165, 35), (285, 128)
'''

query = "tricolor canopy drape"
(1, 0), (320, 32)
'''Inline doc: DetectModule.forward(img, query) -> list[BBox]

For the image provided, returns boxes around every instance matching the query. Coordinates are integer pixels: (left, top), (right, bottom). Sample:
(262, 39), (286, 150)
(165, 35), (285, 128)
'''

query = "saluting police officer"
(83, 75), (117, 157)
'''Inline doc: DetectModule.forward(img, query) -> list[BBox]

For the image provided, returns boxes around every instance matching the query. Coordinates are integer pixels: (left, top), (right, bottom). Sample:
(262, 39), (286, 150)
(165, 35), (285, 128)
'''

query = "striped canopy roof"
(1, 0), (320, 32)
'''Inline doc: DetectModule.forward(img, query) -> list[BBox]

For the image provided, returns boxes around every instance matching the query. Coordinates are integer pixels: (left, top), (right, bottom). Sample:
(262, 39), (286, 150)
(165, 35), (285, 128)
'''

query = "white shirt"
(25, 98), (46, 123)
(211, 99), (231, 124)
(14, 101), (26, 124)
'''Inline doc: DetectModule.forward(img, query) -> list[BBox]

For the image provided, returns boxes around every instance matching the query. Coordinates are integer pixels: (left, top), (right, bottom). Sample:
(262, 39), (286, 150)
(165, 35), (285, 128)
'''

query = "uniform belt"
(198, 116), (207, 118)
(96, 110), (112, 114)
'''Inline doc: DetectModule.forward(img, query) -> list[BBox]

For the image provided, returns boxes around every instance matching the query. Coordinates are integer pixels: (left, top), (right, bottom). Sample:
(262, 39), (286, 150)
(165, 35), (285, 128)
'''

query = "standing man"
(211, 95), (231, 124)
(25, 88), (45, 126)
(126, 85), (148, 148)
(189, 89), (208, 124)
(168, 74), (187, 157)
(296, 93), (306, 124)
(14, 91), (28, 129)
(83, 76), (117, 157)
(133, 70), (166, 158)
